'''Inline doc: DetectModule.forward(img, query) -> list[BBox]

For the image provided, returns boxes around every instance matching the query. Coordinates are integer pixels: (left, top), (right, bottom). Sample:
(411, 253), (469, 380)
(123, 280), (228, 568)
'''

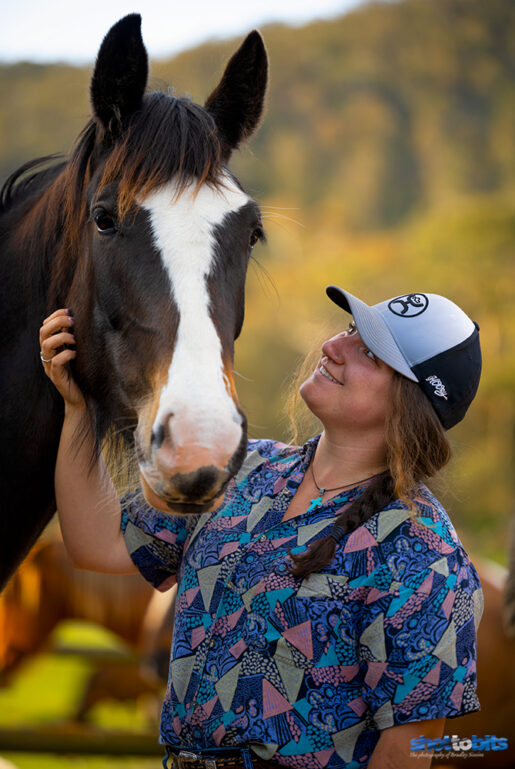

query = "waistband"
(162, 744), (276, 769)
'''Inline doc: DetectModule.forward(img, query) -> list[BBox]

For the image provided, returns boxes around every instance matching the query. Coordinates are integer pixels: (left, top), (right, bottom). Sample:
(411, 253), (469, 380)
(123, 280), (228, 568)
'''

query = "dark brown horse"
(0, 539), (155, 677)
(0, 15), (268, 589)
(0, 537), (174, 721)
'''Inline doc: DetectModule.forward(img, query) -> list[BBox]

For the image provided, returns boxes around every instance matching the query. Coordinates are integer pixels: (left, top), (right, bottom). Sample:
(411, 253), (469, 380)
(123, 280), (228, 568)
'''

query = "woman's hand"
(39, 308), (84, 409)
(42, 309), (135, 574)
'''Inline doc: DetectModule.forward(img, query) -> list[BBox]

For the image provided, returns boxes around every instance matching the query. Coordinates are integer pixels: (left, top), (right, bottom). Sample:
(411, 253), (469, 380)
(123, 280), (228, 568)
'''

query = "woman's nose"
(322, 330), (359, 362)
(322, 333), (347, 362)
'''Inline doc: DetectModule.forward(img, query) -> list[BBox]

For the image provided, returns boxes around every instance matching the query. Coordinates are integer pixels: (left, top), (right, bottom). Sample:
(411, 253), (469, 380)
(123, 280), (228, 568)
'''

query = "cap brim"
(326, 285), (419, 382)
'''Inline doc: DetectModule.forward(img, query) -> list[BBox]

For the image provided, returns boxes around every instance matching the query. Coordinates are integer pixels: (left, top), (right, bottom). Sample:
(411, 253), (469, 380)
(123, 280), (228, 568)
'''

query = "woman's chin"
(300, 374), (329, 402)
(298, 379), (327, 421)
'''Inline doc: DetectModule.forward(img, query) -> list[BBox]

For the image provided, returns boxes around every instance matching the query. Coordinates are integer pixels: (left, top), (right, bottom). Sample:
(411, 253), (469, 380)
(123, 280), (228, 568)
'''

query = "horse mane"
(0, 155), (66, 212)
(100, 92), (224, 216)
(8, 92), (223, 308)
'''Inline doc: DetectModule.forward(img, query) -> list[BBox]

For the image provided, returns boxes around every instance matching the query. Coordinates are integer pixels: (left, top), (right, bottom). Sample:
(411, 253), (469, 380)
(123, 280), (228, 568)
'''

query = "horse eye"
(249, 227), (263, 249)
(94, 210), (116, 234)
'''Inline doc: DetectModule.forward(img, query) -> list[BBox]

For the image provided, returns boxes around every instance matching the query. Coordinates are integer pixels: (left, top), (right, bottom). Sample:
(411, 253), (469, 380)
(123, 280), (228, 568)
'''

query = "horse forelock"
(96, 93), (224, 218)
(10, 93), (224, 309)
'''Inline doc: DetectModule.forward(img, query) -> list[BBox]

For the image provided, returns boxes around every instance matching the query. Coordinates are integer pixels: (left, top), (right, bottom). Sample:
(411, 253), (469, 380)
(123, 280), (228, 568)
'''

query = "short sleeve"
(359, 546), (483, 729)
(119, 439), (289, 591)
(121, 489), (200, 591)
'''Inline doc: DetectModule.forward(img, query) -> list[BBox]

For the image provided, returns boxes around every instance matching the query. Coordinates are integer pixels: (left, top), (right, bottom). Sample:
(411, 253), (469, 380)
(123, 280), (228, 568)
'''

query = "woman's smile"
(317, 357), (344, 385)
(300, 329), (395, 436)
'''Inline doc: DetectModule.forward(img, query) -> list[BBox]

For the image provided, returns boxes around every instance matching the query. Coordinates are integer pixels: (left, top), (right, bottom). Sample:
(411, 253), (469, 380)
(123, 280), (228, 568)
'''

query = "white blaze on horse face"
(139, 173), (248, 477)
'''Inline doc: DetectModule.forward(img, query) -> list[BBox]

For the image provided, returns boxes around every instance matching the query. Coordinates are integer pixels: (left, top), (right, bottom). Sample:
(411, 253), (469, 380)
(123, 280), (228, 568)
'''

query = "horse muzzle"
(136, 410), (247, 513)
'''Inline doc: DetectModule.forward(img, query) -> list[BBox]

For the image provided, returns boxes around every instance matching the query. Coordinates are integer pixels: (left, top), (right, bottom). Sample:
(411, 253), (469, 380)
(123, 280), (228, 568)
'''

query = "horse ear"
(91, 14), (148, 135)
(204, 31), (268, 159)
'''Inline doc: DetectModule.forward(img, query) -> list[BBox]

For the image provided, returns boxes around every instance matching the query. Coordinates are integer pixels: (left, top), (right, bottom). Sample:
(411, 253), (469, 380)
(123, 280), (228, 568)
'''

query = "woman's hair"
(288, 368), (452, 579)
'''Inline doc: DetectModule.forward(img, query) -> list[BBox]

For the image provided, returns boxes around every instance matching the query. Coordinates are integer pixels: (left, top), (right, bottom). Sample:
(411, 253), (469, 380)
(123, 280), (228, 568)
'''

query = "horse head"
(55, 15), (268, 513)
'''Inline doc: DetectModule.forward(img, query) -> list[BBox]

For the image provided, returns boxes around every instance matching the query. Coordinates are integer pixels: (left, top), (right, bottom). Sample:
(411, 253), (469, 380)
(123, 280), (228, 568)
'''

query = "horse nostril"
(173, 467), (221, 501)
(152, 424), (166, 449)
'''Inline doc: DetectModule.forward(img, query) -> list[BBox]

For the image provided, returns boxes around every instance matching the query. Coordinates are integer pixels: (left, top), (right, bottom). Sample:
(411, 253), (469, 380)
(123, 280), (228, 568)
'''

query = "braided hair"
(289, 372), (452, 579)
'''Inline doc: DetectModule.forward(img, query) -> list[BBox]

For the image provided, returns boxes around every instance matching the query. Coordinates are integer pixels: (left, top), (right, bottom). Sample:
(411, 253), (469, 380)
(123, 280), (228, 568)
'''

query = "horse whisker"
(259, 205), (301, 211)
(232, 370), (253, 382)
(261, 212), (306, 228)
(250, 255), (280, 302)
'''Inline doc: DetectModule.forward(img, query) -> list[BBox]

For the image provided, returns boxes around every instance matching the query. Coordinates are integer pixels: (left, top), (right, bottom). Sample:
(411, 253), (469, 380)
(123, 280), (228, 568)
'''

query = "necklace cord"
(310, 461), (383, 501)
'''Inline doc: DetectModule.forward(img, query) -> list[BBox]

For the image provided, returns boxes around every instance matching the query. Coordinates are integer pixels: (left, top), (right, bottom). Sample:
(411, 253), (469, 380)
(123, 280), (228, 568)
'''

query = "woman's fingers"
(40, 331), (75, 360)
(39, 312), (73, 346)
(46, 349), (84, 406)
(48, 347), (77, 371)
(39, 309), (84, 408)
(40, 310), (75, 364)
(41, 308), (71, 326)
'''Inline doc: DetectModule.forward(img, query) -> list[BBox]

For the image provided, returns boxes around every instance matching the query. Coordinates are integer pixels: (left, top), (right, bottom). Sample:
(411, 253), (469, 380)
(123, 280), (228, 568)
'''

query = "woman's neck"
(312, 430), (387, 489)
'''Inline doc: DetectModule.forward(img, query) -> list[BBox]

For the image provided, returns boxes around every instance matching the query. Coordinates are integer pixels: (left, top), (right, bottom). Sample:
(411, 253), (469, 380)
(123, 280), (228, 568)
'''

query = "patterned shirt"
(121, 436), (483, 768)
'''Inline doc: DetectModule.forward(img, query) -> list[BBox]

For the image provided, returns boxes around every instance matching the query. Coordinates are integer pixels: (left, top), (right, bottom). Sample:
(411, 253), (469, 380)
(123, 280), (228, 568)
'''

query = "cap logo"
(388, 293), (429, 317)
(426, 375), (448, 400)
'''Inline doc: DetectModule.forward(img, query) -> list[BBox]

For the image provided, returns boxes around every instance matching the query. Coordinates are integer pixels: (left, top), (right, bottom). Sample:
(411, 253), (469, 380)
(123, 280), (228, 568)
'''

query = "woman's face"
(300, 322), (395, 435)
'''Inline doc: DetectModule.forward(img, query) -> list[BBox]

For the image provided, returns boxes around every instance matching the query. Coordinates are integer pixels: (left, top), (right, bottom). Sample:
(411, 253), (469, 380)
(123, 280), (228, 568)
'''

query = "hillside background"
(1, 0), (514, 563)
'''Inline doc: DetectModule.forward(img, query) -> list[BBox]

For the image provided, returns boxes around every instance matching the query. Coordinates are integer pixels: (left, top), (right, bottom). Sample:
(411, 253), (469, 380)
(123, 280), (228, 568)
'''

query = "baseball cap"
(326, 287), (482, 429)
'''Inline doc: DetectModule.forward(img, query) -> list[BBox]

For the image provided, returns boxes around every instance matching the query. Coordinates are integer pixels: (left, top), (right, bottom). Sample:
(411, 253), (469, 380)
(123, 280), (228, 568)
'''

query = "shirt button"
(259, 535), (267, 542)
(209, 639), (215, 649)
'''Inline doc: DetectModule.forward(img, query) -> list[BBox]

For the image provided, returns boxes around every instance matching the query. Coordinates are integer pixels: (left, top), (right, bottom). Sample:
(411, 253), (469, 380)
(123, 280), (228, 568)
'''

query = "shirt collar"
(298, 433), (321, 471)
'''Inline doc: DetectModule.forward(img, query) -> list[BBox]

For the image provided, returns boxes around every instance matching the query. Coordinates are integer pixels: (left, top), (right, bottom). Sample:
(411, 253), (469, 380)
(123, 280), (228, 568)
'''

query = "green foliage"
(2, 0), (515, 228)
(0, 629), (159, 767)
(0, 63), (89, 181)
(1, 757), (157, 769)
(0, 654), (90, 726)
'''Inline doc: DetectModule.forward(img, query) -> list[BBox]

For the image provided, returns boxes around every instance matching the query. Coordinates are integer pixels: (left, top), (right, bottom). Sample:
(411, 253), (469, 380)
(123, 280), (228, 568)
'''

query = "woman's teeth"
(320, 364), (342, 385)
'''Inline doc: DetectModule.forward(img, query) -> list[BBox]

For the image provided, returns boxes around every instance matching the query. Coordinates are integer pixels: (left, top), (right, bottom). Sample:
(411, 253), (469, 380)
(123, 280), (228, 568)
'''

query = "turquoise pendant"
(307, 489), (325, 512)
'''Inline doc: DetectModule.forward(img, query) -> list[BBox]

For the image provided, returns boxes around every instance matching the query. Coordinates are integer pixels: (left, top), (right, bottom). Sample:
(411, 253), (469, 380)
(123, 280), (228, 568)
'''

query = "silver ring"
(40, 352), (53, 363)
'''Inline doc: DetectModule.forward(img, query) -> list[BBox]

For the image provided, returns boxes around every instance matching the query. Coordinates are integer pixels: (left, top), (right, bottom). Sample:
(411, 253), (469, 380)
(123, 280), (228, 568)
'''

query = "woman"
(39, 286), (483, 769)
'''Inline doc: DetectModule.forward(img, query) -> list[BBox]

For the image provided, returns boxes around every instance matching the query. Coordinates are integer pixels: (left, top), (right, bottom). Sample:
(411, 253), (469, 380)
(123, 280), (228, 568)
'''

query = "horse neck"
(0, 546), (65, 678)
(0, 162), (72, 322)
(62, 568), (154, 647)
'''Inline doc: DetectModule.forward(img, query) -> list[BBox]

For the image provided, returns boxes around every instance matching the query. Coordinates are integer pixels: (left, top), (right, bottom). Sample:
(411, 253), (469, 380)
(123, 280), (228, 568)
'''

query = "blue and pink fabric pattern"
(121, 436), (483, 768)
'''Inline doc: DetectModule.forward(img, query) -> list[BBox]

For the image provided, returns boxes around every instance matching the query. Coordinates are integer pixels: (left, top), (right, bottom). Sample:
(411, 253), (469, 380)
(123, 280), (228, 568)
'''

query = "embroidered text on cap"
(388, 293), (429, 317)
(425, 375), (448, 400)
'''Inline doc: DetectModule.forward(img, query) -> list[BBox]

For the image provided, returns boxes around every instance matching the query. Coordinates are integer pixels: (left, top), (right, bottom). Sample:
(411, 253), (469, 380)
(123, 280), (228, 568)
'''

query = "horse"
(0, 14), (268, 589)
(0, 539), (155, 681)
(0, 536), (175, 723)
(433, 559), (515, 769)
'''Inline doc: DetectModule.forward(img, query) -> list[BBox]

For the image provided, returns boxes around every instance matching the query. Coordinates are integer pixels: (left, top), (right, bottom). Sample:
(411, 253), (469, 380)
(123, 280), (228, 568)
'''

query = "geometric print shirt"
(121, 435), (483, 768)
